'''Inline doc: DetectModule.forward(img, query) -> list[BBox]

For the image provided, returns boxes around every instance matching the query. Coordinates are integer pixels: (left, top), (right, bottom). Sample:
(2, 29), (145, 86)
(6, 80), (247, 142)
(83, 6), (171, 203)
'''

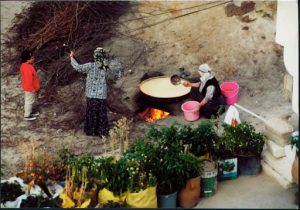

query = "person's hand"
(69, 51), (74, 58)
(194, 103), (201, 113)
(182, 81), (190, 87)
(195, 103), (201, 112)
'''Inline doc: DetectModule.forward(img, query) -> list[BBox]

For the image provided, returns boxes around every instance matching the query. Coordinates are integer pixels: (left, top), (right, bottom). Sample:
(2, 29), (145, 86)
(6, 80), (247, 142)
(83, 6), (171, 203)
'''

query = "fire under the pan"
(138, 107), (170, 122)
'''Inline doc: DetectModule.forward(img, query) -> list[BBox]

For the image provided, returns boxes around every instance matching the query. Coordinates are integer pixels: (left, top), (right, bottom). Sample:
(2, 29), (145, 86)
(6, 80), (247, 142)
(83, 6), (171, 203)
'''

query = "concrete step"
(261, 160), (296, 189)
(266, 140), (286, 158)
(262, 150), (293, 182)
(264, 118), (294, 147)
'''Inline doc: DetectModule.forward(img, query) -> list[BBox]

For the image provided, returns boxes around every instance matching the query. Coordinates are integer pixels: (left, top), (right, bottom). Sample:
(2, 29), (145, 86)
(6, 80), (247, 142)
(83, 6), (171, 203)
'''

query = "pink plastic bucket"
(224, 92), (239, 105)
(181, 101), (200, 121)
(220, 82), (239, 105)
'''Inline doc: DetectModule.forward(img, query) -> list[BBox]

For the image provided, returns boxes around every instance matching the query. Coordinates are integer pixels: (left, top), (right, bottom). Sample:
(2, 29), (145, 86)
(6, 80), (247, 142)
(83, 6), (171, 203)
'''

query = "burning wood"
(139, 108), (170, 122)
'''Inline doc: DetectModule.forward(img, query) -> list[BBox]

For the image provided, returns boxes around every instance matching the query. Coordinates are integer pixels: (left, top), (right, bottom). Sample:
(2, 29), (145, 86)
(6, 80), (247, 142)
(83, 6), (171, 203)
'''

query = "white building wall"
(275, 0), (299, 114)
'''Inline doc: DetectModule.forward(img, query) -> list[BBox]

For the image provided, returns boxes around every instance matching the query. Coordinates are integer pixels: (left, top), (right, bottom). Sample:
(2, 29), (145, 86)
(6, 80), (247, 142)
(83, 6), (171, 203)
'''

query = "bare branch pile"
(2, 1), (130, 89)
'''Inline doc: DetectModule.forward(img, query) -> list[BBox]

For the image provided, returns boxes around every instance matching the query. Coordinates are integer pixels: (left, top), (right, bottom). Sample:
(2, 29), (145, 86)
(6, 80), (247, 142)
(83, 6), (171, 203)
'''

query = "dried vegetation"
(2, 1), (130, 89)
(1, 1), (132, 130)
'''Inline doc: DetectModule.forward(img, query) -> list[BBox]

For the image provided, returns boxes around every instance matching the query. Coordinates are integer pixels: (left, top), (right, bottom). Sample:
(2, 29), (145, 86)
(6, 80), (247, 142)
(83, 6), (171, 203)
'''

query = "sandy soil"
(1, 1), (298, 178)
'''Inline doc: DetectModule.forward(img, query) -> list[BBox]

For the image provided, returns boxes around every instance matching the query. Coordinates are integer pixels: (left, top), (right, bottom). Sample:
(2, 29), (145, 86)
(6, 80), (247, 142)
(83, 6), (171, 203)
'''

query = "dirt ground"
(1, 1), (298, 178)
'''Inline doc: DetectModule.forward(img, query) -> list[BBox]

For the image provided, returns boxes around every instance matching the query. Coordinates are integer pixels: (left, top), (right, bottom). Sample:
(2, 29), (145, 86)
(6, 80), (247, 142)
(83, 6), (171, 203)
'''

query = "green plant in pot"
(179, 120), (219, 158)
(216, 123), (239, 180)
(121, 139), (158, 208)
(59, 165), (92, 208)
(61, 153), (109, 207)
(123, 140), (158, 193)
(179, 120), (219, 197)
(177, 152), (204, 208)
(233, 121), (266, 176)
(96, 156), (129, 206)
(146, 124), (186, 208)
(194, 120), (220, 158)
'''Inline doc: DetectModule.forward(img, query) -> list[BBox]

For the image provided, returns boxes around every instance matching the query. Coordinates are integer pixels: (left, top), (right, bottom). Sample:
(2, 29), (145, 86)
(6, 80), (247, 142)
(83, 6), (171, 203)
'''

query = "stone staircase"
(261, 117), (297, 189)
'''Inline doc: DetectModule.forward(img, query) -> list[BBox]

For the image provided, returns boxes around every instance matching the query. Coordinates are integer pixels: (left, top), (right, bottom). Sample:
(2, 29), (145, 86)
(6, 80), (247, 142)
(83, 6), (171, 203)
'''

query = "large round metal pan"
(139, 76), (191, 99)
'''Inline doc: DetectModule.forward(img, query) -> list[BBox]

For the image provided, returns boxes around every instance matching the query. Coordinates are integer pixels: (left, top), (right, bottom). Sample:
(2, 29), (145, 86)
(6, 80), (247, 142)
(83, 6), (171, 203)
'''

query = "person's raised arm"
(69, 51), (92, 74)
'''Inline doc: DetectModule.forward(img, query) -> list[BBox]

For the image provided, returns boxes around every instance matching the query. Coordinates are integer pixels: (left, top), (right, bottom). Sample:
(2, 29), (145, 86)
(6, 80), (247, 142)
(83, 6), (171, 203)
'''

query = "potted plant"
(60, 154), (116, 208)
(122, 139), (158, 208)
(233, 121), (266, 175)
(200, 159), (218, 198)
(216, 123), (239, 180)
(146, 124), (186, 208)
(179, 120), (219, 158)
(59, 166), (91, 208)
(290, 131), (298, 184)
(69, 154), (101, 207)
(177, 152), (204, 208)
(97, 156), (129, 206)
(181, 120), (219, 197)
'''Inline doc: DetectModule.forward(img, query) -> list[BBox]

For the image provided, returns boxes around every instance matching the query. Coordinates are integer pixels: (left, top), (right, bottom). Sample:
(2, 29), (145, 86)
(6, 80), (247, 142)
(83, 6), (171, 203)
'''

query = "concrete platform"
(195, 172), (298, 209)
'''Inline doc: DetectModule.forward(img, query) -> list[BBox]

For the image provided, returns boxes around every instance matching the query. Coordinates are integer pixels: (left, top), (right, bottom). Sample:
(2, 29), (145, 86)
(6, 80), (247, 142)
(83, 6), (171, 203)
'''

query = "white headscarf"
(198, 63), (213, 82)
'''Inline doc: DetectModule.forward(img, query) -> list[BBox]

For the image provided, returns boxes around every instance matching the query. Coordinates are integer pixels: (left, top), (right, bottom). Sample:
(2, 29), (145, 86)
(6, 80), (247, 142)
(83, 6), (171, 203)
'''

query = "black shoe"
(24, 115), (37, 121)
(31, 112), (40, 117)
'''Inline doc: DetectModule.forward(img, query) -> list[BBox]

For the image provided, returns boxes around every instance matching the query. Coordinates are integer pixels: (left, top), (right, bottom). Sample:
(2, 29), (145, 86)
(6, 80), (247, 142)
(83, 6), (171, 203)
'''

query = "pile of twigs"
(2, 1), (130, 88)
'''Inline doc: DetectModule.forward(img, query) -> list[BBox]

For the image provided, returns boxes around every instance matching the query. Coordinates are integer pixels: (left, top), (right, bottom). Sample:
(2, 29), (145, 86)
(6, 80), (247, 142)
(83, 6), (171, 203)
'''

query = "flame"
(140, 108), (170, 122)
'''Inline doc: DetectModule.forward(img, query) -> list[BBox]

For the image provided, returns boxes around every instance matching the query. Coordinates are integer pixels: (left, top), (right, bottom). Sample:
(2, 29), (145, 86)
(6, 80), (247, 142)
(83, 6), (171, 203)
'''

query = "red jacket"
(20, 63), (41, 92)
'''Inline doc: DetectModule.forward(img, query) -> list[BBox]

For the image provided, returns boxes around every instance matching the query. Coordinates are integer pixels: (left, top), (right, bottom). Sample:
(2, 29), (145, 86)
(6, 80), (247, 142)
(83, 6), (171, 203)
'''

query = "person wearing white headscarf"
(69, 48), (122, 137)
(183, 63), (225, 118)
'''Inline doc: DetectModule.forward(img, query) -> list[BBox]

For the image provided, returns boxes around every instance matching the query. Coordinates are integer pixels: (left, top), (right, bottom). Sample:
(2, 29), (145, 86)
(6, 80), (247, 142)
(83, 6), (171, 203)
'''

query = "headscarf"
(198, 63), (213, 82)
(94, 47), (109, 71)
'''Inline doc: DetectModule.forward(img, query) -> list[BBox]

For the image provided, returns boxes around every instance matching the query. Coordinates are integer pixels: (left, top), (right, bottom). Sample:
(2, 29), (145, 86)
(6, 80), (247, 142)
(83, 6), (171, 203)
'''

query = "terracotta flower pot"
(178, 176), (201, 208)
(292, 156), (298, 185)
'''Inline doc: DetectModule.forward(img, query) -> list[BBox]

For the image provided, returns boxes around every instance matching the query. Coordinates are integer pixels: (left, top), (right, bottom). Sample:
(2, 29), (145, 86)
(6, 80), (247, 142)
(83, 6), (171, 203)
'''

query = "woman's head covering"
(21, 50), (33, 63)
(198, 63), (211, 73)
(94, 47), (109, 71)
(198, 63), (213, 82)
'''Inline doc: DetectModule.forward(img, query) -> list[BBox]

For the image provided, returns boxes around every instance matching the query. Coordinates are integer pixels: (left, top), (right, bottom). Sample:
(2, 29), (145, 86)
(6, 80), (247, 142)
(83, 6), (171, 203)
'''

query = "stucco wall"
(276, 0), (299, 114)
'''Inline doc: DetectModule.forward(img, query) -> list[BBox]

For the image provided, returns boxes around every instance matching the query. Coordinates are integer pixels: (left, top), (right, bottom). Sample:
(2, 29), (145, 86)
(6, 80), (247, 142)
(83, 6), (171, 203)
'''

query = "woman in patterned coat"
(69, 47), (122, 137)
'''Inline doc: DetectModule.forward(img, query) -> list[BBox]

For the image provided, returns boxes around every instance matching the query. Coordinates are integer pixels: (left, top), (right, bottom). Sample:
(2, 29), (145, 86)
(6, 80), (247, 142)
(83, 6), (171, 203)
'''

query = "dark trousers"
(190, 87), (226, 118)
(85, 98), (109, 137)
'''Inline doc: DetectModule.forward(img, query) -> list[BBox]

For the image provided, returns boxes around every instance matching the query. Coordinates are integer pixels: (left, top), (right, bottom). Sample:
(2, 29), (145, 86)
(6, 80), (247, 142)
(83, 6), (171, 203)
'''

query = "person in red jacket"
(20, 50), (41, 121)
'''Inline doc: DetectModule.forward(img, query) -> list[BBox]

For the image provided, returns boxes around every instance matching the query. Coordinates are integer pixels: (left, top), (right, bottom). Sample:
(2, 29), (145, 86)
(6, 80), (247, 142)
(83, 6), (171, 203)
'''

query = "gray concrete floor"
(195, 172), (298, 209)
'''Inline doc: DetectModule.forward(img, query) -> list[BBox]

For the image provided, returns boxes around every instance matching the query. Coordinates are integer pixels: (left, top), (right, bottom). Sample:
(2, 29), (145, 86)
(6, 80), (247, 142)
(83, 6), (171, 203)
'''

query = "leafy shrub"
(146, 124), (190, 195)
(189, 120), (219, 157)
(218, 122), (266, 157)
(178, 152), (204, 181)
(234, 122), (266, 156)
(123, 140), (157, 193)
